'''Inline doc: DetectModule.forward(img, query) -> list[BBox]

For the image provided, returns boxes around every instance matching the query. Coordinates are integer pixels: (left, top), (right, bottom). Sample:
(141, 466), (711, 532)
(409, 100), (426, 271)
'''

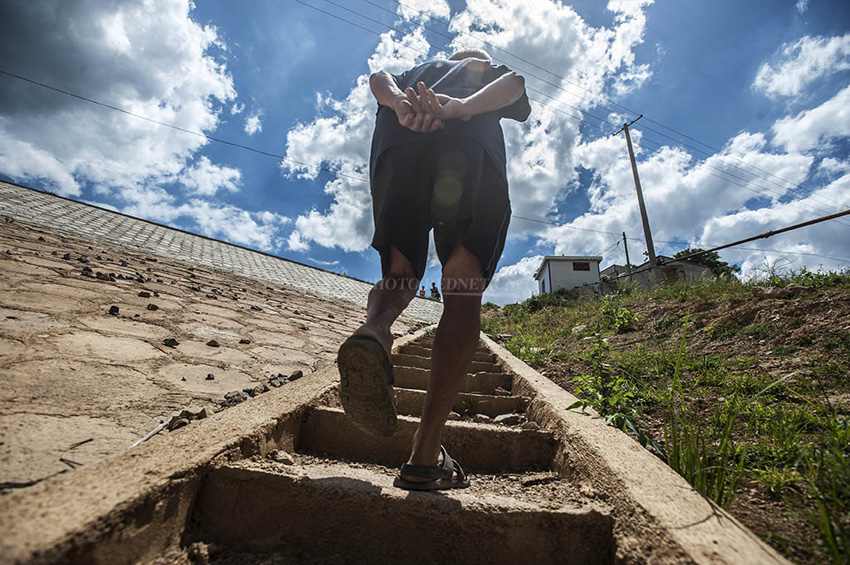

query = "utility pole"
(622, 232), (631, 273)
(614, 115), (656, 266)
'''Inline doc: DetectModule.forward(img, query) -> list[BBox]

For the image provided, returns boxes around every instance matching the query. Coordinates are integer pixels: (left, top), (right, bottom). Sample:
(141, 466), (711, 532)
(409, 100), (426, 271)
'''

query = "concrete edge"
(0, 367), (339, 564)
(479, 333), (790, 565)
(0, 325), (435, 564)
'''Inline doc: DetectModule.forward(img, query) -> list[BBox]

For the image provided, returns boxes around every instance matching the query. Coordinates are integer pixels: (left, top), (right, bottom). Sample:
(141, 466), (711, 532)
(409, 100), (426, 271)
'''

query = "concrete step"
(298, 406), (555, 473)
(399, 343), (495, 363)
(195, 461), (615, 565)
(394, 366), (513, 394)
(395, 387), (527, 418)
(393, 352), (502, 374)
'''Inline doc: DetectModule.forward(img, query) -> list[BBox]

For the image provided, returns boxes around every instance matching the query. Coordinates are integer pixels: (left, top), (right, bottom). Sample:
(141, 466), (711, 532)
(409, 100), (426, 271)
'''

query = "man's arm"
(369, 70), (443, 133)
(416, 71), (526, 121)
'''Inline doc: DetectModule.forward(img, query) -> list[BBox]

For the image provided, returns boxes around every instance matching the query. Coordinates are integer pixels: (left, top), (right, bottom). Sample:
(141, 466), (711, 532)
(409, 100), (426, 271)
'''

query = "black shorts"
(370, 136), (511, 288)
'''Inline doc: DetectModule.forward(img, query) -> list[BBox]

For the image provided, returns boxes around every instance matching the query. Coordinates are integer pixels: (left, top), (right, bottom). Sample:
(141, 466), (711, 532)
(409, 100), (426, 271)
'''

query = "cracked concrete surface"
(0, 214), (425, 488)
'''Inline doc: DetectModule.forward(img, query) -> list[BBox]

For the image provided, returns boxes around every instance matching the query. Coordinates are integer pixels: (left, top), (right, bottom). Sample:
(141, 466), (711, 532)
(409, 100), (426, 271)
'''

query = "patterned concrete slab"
(0, 181), (442, 323)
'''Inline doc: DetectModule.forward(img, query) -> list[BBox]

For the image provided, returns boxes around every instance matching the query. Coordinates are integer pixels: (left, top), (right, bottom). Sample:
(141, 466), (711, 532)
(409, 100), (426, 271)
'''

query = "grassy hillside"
(482, 269), (850, 564)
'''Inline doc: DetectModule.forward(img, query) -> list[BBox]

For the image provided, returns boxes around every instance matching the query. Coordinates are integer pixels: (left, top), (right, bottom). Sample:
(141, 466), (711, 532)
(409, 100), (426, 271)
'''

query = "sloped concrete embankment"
(0, 329), (788, 564)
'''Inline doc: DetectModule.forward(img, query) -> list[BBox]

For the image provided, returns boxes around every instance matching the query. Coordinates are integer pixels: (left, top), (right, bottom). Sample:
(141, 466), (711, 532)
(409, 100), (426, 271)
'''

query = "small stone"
(108, 305), (119, 316)
(78, 256), (90, 263)
(96, 255), (103, 260)
(180, 405), (211, 420)
(239, 338), (251, 344)
(181, 376), (186, 381)
(224, 391), (249, 405)
(472, 414), (492, 424)
(138, 291), (151, 298)
(38, 236), (45, 241)
(494, 413), (524, 426)
(299, 324), (309, 331)
(521, 421), (541, 431)
(206, 373), (215, 380)
(120, 259), (128, 267)
(163, 337), (179, 347)
(206, 339), (220, 348)
(447, 411), (462, 421)
(166, 416), (189, 430)
(189, 285), (201, 292)
(328, 313), (335, 319)
(153, 291), (160, 297)
(205, 294), (217, 300)
(134, 314), (139, 317)
(146, 303), (159, 311)
(289, 370), (304, 381)
(96, 272), (110, 281)
(253, 383), (269, 395)
(51, 251), (57, 255)
(251, 305), (263, 311)
(270, 450), (295, 465)
(60, 237), (67, 243)
(62, 253), (71, 260)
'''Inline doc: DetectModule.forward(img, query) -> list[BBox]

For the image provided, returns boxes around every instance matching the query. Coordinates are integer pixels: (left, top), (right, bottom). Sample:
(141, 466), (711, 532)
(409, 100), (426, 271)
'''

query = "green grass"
(482, 269), (850, 563)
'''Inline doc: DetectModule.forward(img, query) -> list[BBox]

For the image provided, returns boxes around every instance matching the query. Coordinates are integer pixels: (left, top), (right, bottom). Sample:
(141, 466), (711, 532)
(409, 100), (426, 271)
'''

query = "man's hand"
(395, 89), (444, 133)
(415, 82), (470, 121)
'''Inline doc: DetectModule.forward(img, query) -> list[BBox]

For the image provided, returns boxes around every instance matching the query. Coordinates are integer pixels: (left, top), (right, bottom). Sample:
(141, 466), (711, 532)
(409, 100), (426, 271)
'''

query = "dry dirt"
(0, 219), (422, 490)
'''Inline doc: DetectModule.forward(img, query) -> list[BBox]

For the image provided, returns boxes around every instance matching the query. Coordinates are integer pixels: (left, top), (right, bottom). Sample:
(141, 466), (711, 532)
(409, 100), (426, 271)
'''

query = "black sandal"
(393, 445), (471, 491)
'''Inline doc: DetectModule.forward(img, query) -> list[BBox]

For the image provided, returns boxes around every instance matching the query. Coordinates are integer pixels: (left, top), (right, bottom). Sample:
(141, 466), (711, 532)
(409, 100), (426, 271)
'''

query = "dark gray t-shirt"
(369, 58), (531, 181)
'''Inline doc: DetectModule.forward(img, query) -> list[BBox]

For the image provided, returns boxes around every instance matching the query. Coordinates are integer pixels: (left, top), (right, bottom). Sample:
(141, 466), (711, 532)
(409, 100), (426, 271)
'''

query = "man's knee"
(441, 246), (485, 297)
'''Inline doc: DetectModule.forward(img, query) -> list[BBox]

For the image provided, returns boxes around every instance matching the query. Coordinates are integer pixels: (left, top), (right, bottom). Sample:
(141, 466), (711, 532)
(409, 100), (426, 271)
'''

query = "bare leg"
(351, 246), (417, 358)
(403, 241), (484, 476)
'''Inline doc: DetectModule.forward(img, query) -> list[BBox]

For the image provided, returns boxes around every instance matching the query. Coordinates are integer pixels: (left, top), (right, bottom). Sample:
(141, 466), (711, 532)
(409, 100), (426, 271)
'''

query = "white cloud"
(397, 0), (450, 23)
(771, 84), (850, 152)
(483, 255), (543, 305)
(795, 0), (809, 15)
(0, 0), (295, 253)
(179, 156), (241, 196)
(283, 1), (656, 252)
(753, 33), (850, 99)
(244, 110), (263, 136)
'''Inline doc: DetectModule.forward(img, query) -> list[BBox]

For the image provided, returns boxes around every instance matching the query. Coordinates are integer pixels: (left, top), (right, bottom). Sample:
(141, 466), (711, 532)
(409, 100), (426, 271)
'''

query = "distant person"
(430, 282), (441, 300)
(419, 286), (426, 297)
(336, 48), (530, 490)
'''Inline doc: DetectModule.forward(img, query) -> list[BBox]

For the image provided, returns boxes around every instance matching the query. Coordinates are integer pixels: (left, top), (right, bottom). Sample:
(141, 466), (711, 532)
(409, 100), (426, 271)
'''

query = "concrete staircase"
(194, 333), (616, 564)
(0, 328), (790, 565)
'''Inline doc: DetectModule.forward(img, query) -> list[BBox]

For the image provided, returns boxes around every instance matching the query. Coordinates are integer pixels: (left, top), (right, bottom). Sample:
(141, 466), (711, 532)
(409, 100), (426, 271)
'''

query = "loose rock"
(239, 338), (251, 344)
(163, 337), (179, 347)
(473, 414), (492, 424)
(138, 291), (151, 298)
(206, 373), (215, 380)
(270, 450), (295, 465)
(494, 413), (524, 426)
(146, 303), (159, 311)
(289, 370), (303, 381)
(224, 391), (249, 405)
(251, 305), (263, 311)
(206, 340), (220, 348)
(108, 305), (120, 316)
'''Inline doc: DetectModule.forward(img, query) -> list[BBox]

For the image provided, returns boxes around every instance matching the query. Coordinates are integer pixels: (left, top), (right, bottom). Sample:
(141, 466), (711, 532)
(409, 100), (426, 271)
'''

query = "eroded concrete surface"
(0, 217), (424, 488)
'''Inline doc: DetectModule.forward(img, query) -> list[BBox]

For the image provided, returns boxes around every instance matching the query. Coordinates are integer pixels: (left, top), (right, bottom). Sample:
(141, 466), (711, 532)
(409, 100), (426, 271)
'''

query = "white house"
(534, 256), (603, 295)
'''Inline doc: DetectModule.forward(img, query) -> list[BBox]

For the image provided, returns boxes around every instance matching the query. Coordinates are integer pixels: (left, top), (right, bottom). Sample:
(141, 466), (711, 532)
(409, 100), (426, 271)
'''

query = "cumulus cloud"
(0, 0), (291, 252)
(244, 110), (263, 135)
(483, 255), (544, 305)
(179, 156), (241, 196)
(283, 0), (656, 252)
(771, 85), (850, 153)
(753, 33), (850, 99)
(0, 0), (236, 196)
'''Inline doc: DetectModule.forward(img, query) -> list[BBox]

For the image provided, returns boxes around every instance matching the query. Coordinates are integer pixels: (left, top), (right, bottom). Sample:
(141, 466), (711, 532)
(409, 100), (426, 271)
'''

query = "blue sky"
(1, 0), (848, 304)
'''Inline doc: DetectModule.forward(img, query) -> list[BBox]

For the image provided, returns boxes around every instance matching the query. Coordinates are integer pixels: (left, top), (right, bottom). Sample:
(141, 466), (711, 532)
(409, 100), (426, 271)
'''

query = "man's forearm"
(370, 71), (405, 108)
(458, 72), (525, 119)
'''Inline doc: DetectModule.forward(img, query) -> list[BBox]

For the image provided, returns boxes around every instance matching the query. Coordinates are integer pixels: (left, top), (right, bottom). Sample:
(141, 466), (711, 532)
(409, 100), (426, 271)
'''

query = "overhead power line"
(0, 67), (612, 240)
(358, 0), (848, 213)
(296, 0), (850, 227)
